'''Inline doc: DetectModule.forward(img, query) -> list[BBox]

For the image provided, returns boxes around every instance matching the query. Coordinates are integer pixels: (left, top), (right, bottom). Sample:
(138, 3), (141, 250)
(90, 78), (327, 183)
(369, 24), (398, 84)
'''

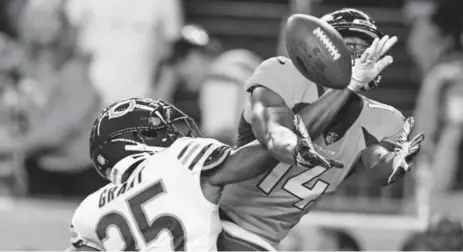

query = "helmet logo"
(96, 99), (137, 135)
(108, 100), (136, 119)
(313, 27), (341, 61)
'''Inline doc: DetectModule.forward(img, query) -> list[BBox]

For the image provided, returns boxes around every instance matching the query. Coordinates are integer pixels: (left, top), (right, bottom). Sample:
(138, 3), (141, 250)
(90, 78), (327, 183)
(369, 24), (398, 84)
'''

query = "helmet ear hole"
(141, 129), (158, 139)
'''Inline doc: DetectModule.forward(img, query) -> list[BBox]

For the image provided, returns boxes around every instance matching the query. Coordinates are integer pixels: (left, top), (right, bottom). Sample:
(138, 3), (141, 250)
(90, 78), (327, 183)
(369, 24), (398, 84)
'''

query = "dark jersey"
(220, 56), (405, 246)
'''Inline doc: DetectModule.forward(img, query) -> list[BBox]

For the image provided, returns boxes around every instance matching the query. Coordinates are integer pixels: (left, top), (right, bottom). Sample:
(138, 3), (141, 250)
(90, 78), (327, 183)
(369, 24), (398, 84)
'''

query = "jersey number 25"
(96, 180), (185, 251)
(258, 163), (329, 210)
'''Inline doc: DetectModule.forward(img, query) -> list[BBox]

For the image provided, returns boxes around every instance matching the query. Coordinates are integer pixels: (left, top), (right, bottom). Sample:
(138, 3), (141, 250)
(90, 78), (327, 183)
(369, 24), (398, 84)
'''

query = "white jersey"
(70, 137), (231, 251)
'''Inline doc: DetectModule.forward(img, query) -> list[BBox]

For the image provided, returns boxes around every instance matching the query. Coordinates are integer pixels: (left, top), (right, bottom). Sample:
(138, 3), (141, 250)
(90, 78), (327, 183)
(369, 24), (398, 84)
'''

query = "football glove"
(292, 115), (344, 169)
(388, 117), (425, 184)
(347, 35), (397, 92)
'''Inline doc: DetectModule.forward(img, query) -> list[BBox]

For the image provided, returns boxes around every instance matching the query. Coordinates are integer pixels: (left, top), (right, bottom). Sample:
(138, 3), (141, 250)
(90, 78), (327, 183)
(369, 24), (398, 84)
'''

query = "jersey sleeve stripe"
(188, 143), (213, 170)
(177, 141), (193, 161)
(180, 143), (202, 167)
(202, 146), (231, 171)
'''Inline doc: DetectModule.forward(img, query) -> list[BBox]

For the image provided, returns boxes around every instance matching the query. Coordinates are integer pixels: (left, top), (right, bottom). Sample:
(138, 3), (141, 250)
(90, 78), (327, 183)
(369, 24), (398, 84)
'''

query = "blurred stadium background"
(0, 0), (462, 250)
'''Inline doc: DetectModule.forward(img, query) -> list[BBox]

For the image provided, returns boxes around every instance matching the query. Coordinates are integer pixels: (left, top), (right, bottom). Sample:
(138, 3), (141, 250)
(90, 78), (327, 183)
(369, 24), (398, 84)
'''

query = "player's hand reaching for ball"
(347, 35), (398, 92)
(388, 117), (425, 184)
(293, 115), (344, 169)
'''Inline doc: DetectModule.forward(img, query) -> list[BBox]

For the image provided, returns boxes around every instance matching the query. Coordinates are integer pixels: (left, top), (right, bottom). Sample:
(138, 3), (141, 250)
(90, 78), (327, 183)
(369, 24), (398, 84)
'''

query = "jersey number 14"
(96, 181), (186, 251)
(258, 163), (329, 210)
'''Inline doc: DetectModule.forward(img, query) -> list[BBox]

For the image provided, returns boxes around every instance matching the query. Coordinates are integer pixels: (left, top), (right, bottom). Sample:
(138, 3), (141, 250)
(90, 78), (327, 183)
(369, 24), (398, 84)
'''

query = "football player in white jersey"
(217, 9), (425, 250)
(66, 98), (341, 251)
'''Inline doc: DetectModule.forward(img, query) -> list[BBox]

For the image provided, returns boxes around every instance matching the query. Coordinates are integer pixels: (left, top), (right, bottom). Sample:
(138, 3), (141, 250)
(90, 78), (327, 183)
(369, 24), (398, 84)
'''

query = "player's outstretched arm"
(249, 87), (342, 169)
(294, 88), (353, 138)
(249, 86), (299, 164)
(246, 56), (333, 165)
(207, 118), (342, 186)
(356, 117), (425, 186)
(206, 140), (279, 186)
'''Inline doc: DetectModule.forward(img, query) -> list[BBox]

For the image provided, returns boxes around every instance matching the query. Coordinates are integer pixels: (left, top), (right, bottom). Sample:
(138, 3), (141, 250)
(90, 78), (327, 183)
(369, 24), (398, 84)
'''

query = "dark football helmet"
(321, 8), (383, 44)
(322, 8), (384, 88)
(89, 98), (200, 182)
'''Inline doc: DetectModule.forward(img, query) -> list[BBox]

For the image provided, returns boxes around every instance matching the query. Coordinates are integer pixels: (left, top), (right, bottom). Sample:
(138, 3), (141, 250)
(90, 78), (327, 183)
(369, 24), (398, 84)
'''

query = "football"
(285, 14), (352, 89)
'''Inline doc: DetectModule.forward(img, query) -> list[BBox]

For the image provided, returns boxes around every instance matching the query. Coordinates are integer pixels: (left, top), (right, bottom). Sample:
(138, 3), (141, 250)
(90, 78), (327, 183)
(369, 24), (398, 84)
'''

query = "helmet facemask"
(342, 31), (383, 91)
(120, 104), (201, 152)
(145, 103), (201, 144)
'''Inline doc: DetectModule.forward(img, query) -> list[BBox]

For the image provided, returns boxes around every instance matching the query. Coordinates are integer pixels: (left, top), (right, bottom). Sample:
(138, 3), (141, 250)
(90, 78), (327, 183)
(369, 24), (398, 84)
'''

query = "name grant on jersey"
(99, 169), (143, 208)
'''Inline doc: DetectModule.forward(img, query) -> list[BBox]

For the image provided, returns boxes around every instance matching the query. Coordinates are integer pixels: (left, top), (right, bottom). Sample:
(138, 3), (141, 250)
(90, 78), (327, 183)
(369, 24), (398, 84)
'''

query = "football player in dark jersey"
(217, 8), (425, 251)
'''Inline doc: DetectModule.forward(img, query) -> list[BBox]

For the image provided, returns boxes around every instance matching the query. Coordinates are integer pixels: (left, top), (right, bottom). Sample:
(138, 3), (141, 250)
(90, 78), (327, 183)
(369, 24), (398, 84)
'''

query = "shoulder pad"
(261, 56), (293, 69)
(362, 97), (406, 141)
(245, 56), (313, 108)
(171, 137), (232, 172)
